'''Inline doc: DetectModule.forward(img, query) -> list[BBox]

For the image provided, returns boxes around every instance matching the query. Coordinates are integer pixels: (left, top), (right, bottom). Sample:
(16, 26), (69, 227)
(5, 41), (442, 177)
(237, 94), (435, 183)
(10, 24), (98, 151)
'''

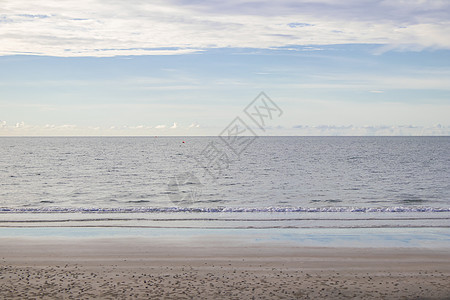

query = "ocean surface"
(0, 136), (449, 230)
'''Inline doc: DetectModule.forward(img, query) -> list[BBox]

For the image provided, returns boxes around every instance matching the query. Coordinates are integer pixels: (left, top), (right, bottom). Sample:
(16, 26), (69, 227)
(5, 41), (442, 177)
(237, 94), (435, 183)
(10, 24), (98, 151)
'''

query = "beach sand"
(1, 236), (449, 299)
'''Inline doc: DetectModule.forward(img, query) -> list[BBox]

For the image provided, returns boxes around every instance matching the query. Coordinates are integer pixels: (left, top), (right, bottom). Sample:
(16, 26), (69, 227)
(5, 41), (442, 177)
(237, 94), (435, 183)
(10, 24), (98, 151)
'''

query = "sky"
(0, 0), (449, 136)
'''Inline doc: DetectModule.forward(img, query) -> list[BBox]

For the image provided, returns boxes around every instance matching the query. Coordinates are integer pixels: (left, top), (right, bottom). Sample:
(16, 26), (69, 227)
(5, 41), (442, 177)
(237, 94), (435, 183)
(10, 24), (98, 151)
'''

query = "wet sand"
(1, 236), (449, 299)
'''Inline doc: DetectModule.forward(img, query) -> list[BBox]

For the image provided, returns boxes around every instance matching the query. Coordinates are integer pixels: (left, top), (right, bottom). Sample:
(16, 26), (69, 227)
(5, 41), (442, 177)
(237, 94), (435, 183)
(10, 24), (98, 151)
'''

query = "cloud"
(188, 122), (200, 128)
(2, 122), (449, 136)
(1, 0), (449, 57)
(0, 122), (213, 136)
(172, 0), (450, 23)
(289, 124), (450, 136)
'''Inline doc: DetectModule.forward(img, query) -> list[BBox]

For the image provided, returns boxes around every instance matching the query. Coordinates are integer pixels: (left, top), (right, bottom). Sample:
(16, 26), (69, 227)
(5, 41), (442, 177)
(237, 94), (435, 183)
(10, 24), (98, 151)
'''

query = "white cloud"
(0, 121), (214, 136)
(60, 124), (77, 129)
(188, 122), (200, 128)
(1, 0), (449, 57)
(288, 124), (450, 136)
(1, 122), (449, 136)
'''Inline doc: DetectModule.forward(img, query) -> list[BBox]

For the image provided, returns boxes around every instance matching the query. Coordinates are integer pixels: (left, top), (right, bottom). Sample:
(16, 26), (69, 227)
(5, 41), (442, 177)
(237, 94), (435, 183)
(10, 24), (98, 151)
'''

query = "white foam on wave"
(1, 206), (449, 213)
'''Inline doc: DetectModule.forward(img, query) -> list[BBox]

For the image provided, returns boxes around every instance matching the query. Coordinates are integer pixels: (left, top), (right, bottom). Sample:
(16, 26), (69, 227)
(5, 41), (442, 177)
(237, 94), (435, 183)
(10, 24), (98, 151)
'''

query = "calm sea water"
(0, 137), (449, 229)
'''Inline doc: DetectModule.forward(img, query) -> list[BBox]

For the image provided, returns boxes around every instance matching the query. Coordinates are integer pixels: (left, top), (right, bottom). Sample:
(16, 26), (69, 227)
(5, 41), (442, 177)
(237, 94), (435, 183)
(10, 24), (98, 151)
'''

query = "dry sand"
(1, 236), (449, 299)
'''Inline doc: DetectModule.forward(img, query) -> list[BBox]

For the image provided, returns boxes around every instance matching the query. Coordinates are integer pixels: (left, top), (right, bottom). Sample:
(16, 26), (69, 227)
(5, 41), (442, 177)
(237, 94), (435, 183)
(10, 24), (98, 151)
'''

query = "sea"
(1, 136), (449, 246)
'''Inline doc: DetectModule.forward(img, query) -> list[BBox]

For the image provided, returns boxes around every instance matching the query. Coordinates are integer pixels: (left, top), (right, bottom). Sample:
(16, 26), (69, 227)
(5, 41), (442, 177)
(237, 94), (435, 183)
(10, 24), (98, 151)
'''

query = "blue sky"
(1, 0), (449, 136)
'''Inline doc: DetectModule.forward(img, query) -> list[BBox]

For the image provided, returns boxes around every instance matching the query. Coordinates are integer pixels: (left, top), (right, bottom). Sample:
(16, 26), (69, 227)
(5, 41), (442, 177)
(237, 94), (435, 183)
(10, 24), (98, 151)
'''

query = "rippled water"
(0, 137), (449, 228)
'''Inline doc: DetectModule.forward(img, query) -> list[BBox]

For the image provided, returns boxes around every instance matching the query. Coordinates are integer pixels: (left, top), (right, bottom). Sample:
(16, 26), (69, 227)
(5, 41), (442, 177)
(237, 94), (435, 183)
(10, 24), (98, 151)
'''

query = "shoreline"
(1, 233), (450, 299)
(2, 226), (450, 249)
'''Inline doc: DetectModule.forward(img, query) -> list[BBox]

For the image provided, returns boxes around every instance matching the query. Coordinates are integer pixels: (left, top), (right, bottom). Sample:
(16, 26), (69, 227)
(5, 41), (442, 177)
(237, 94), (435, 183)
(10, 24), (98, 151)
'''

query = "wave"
(1, 206), (449, 213)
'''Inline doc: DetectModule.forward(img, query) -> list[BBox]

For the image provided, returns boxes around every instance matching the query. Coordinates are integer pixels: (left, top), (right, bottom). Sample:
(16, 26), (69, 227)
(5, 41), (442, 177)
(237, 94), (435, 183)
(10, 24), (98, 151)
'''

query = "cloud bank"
(1, 120), (449, 136)
(1, 0), (449, 57)
(288, 124), (450, 136)
(0, 121), (206, 136)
